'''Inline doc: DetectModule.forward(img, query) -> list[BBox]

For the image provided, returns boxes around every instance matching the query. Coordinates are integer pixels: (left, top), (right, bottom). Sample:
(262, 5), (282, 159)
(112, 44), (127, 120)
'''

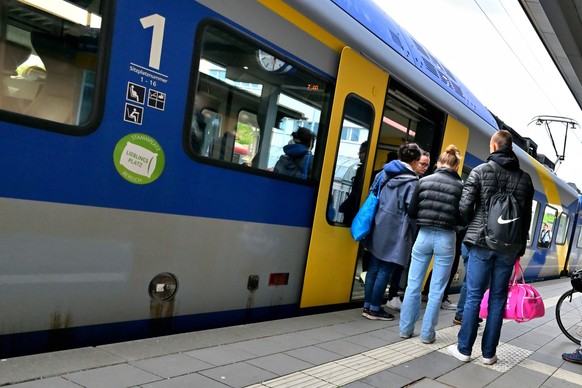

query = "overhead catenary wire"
(474, 0), (582, 154)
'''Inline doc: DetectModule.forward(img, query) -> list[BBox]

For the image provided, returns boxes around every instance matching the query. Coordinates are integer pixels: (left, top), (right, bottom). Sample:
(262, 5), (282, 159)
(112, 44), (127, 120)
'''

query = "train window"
(555, 213), (569, 245)
(527, 200), (540, 246)
(330, 95), (374, 225)
(188, 23), (332, 179)
(577, 226), (582, 248)
(0, 0), (103, 129)
(539, 205), (558, 248)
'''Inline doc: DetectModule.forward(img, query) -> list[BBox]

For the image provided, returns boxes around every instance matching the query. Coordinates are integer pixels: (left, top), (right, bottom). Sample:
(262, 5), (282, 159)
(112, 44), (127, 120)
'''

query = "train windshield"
(189, 23), (332, 179)
(0, 0), (102, 128)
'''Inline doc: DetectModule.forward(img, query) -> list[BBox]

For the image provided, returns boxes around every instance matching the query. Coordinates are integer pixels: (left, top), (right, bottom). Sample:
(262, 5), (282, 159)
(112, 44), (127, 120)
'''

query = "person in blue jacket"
(273, 127), (315, 179)
(362, 143), (421, 321)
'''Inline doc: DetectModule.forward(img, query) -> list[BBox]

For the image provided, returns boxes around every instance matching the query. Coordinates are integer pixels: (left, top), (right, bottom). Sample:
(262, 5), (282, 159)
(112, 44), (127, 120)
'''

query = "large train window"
(188, 23), (332, 179)
(528, 200), (540, 246)
(0, 0), (103, 129)
(577, 226), (582, 248)
(555, 213), (569, 245)
(330, 95), (373, 225)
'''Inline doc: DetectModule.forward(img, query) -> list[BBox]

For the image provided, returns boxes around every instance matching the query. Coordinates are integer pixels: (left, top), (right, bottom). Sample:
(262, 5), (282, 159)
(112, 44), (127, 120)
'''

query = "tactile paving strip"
(248, 321), (565, 388)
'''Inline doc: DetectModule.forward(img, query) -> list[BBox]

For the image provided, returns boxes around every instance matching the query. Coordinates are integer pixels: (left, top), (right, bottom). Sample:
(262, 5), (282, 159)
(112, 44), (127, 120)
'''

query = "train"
(1, 0), (581, 358)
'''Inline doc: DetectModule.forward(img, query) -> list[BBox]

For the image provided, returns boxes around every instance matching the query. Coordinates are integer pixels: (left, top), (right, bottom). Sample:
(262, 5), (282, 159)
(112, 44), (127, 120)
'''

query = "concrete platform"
(1, 278), (580, 387)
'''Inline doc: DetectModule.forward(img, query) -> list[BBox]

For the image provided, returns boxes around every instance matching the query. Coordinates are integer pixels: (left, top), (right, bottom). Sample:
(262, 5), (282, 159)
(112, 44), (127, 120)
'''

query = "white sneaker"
(441, 299), (457, 310)
(387, 297), (402, 310)
(359, 271), (367, 285)
(482, 355), (497, 365)
(447, 345), (471, 362)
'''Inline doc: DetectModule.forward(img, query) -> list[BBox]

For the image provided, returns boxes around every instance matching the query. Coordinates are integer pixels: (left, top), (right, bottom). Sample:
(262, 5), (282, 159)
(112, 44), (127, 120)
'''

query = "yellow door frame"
(300, 47), (388, 307)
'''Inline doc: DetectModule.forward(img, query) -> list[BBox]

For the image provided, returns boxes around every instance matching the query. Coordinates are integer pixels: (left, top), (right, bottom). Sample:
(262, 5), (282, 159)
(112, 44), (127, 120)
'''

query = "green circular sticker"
(113, 133), (165, 184)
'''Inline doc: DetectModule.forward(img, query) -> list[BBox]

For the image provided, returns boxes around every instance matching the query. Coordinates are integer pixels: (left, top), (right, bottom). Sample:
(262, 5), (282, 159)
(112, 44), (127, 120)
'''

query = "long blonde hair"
(437, 144), (462, 169)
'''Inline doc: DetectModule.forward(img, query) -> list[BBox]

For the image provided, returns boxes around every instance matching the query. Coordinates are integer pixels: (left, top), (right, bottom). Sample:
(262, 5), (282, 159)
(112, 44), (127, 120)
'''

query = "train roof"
(328, 0), (580, 192)
(330, 0), (498, 129)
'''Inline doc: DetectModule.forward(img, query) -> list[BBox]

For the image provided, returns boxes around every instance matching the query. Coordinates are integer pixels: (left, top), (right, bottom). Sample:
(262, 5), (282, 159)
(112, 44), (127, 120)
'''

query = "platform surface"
(1, 278), (580, 387)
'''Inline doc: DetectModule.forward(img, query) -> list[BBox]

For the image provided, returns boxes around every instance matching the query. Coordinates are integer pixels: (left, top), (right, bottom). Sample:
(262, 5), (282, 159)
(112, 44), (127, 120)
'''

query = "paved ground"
(0, 277), (580, 387)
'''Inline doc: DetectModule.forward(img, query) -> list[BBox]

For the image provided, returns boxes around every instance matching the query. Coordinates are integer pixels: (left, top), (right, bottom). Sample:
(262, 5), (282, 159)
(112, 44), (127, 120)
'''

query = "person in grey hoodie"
(362, 143), (421, 321)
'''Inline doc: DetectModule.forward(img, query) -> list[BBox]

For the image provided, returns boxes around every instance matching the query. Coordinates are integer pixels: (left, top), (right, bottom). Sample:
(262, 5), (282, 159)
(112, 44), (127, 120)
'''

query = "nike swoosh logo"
(497, 216), (519, 224)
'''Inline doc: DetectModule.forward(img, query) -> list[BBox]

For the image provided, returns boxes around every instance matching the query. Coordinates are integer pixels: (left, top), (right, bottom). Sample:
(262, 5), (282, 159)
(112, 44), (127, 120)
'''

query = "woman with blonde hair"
(399, 145), (464, 343)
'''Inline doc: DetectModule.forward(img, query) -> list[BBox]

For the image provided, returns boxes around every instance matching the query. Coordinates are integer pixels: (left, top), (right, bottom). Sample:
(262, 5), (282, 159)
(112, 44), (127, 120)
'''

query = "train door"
(300, 47), (387, 307)
(352, 79), (459, 296)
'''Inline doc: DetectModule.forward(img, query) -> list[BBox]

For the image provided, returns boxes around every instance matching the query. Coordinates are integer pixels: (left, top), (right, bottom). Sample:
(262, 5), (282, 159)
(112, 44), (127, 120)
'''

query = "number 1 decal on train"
(117, 13), (168, 184)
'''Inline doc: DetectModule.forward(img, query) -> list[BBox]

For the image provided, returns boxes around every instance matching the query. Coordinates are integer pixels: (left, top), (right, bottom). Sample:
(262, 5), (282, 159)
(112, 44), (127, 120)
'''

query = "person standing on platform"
(448, 130), (534, 365)
(387, 150), (430, 311)
(362, 143), (421, 321)
(399, 145), (464, 343)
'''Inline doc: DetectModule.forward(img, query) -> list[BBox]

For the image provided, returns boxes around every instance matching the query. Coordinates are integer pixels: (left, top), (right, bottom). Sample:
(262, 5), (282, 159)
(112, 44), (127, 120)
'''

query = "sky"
(373, 0), (582, 190)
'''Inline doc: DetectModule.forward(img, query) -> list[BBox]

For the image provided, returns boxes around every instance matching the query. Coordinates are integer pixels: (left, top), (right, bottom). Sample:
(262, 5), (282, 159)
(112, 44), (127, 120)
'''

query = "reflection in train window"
(556, 212), (569, 245)
(330, 95), (373, 225)
(540, 205), (558, 248)
(0, 0), (102, 127)
(189, 23), (332, 180)
(577, 226), (582, 248)
(528, 200), (540, 246)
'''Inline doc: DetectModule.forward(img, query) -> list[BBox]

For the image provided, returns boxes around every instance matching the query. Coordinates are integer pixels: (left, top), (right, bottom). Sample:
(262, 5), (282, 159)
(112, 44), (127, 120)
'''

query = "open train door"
(300, 47), (388, 307)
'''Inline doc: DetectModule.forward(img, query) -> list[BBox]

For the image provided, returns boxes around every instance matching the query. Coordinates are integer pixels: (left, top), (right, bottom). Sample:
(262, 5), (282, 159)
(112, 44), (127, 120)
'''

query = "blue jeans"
(457, 245), (515, 358)
(399, 227), (456, 341)
(364, 255), (395, 311)
(454, 243), (470, 319)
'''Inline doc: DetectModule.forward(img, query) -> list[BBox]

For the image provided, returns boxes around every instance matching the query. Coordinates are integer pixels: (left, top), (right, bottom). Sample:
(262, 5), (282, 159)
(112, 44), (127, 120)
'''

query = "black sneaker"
(362, 308), (370, 317)
(452, 316), (483, 325)
(366, 308), (394, 321)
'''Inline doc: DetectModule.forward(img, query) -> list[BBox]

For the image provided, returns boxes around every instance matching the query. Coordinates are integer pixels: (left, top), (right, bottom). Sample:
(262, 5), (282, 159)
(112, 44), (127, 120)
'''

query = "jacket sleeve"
(459, 169), (481, 225)
(407, 182), (421, 219)
(518, 174), (535, 257)
(455, 182), (467, 228)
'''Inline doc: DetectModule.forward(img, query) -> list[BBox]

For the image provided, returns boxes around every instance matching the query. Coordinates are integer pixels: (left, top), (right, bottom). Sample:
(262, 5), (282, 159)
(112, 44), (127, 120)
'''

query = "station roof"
(519, 0), (582, 110)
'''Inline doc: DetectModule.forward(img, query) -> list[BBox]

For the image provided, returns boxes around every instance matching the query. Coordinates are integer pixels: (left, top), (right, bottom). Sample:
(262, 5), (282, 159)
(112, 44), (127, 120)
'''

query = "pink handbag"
(479, 258), (545, 322)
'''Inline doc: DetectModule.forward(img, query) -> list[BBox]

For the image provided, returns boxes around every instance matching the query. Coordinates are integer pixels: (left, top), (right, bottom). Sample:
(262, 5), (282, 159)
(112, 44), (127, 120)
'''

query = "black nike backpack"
(485, 164), (524, 254)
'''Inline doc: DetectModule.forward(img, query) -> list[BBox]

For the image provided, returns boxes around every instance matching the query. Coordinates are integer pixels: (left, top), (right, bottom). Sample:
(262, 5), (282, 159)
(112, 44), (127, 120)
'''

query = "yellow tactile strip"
(248, 324), (578, 388)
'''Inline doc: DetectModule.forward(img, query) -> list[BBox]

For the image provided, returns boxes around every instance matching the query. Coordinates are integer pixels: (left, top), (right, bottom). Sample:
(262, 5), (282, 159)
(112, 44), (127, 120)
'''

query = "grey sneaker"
(441, 299), (457, 310)
(387, 297), (402, 310)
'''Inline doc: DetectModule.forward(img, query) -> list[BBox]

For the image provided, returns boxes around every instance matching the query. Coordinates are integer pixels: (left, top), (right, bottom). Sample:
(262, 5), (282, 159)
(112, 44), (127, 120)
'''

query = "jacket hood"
(382, 160), (417, 187)
(383, 160), (416, 178)
(283, 143), (310, 158)
(487, 146), (520, 171)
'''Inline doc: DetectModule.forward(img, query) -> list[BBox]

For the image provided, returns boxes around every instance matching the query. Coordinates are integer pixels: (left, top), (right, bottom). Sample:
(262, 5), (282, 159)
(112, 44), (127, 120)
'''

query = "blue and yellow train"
(0, 0), (580, 357)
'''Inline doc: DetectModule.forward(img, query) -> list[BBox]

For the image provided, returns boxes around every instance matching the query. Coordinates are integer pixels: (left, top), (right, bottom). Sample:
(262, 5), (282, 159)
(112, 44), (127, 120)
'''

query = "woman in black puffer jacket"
(399, 145), (464, 344)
